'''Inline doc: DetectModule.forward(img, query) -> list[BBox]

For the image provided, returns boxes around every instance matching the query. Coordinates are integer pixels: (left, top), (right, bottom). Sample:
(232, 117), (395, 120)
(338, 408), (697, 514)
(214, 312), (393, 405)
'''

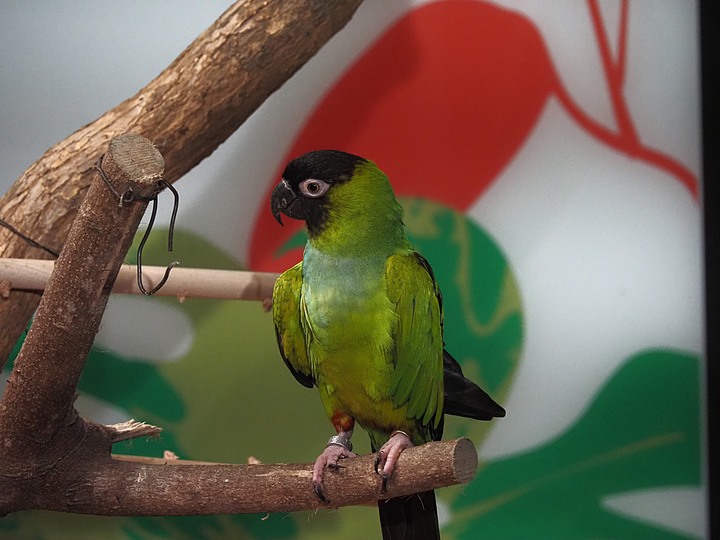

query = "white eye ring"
(299, 179), (330, 198)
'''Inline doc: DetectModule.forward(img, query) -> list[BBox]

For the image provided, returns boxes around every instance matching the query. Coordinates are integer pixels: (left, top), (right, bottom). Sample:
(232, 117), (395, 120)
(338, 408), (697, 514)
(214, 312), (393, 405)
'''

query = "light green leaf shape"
(123, 229), (382, 539)
(445, 349), (701, 539)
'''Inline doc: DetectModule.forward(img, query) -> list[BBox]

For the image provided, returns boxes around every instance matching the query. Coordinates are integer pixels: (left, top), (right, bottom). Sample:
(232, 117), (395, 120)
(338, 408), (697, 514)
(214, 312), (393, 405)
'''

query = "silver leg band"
(327, 435), (353, 452)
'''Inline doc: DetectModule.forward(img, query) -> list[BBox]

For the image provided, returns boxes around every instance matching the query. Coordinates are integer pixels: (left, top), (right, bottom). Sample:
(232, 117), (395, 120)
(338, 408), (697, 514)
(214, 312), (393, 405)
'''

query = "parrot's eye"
(299, 179), (330, 198)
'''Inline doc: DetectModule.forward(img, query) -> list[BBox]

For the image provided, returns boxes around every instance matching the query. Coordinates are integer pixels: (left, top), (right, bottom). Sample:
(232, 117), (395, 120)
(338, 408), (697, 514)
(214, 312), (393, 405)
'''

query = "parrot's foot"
(311, 442), (357, 503)
(374, 430), (414, 491)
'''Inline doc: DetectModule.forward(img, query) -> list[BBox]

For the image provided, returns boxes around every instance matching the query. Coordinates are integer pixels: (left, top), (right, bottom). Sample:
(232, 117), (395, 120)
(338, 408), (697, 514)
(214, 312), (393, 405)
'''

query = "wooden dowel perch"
(0, 259), (279, 301)
(0, 134), (479, 518)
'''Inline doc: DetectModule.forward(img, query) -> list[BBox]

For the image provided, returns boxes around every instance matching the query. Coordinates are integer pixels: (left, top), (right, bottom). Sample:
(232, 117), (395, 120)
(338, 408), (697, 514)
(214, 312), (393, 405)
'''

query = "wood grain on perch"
(0, 259), (279, 302)
(75, 438), (477, 516)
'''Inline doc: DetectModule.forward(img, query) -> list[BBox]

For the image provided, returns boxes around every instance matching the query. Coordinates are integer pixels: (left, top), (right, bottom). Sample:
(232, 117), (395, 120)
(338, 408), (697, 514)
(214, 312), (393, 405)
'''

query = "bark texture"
(1, 438), (476, 516)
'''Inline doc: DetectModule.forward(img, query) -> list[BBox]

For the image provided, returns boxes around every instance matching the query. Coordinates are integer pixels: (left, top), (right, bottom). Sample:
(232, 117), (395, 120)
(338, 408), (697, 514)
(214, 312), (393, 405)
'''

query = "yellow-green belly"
(315, 342), (410, 435)
(303, 286), (410, 435)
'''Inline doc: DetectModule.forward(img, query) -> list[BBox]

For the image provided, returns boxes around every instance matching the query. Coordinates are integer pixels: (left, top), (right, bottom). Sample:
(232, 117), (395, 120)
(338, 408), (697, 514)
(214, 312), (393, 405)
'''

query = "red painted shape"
(250, 1), (554, 270)
(567, 0), (698, 198)
(589, 0), (639, 146)
(249, 1), (699, 272)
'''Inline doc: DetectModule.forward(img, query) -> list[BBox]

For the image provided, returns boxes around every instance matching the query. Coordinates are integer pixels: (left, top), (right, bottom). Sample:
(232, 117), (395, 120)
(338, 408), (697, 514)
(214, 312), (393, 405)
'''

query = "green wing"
(386, 252), (444, 436)
(272, 262), (314, 388)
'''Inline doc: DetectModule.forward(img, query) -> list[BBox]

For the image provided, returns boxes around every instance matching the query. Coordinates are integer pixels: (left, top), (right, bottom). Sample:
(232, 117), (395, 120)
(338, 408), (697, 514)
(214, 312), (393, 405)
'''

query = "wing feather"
(272, 262), (314, 388)
(386, 252), (444, 434)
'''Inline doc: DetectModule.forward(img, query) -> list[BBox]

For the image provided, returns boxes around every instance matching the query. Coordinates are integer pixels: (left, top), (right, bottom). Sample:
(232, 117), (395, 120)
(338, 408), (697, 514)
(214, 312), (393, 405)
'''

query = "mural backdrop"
(1, 0), (704, 538)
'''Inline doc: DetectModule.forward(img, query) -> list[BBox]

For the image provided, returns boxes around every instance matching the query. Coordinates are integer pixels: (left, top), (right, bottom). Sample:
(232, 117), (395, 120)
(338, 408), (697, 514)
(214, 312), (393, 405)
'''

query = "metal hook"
(135, 180), (180, 296)
(94, 154), (180, 295)
(157, 180), (179, 252)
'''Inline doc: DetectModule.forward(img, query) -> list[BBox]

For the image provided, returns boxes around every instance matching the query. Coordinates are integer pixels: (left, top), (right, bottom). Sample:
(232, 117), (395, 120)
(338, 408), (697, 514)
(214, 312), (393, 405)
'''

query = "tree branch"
(0, 134), (164, 473)
(30, 438), (477, 516)
(0, 0), (364, 369)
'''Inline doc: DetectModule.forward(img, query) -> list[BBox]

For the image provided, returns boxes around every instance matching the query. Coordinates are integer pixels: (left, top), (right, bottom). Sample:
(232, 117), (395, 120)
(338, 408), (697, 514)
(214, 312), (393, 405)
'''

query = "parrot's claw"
(374, 431), (413, 491)
(311, 443), (357, 504)
(313, 483), (330, 504)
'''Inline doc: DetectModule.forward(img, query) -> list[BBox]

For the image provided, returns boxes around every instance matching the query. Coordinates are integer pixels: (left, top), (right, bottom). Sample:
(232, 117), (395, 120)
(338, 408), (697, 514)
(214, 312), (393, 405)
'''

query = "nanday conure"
(270, 150), (505, 540)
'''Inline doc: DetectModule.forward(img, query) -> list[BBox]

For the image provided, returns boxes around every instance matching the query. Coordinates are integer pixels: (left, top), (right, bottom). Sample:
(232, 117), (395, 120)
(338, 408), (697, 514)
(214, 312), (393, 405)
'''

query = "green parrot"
(270, 150), (505, 540)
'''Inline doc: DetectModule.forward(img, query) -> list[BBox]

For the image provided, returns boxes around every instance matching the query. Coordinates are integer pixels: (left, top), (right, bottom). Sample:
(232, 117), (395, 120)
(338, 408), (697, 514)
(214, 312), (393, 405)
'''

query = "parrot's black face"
(270, 150), (365, 234)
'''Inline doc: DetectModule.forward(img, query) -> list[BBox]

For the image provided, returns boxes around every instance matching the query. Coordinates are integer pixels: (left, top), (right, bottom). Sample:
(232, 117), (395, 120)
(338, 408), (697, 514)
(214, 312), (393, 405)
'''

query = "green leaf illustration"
(400, 197), (521, 415)
(446, 349), (701, 539)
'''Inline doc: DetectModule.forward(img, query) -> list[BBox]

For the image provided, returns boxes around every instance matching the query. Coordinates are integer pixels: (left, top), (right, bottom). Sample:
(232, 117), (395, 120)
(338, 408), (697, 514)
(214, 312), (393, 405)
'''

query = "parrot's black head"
(270, 150), (366, 234)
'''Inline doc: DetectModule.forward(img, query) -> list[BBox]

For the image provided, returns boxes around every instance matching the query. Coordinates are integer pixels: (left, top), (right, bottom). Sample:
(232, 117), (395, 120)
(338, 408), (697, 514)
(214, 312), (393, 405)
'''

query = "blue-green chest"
(301, 244), (394, 349)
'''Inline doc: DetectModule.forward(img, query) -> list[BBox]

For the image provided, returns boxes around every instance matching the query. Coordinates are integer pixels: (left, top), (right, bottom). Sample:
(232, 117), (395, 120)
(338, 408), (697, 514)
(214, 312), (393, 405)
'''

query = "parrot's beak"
(271, 179), (302, 225)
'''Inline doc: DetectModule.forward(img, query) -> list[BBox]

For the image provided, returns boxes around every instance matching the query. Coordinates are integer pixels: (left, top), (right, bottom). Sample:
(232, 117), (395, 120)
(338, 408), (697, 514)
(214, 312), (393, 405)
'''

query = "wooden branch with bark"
(0, 0), (365, 369)
(9, 438), (477, 517)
